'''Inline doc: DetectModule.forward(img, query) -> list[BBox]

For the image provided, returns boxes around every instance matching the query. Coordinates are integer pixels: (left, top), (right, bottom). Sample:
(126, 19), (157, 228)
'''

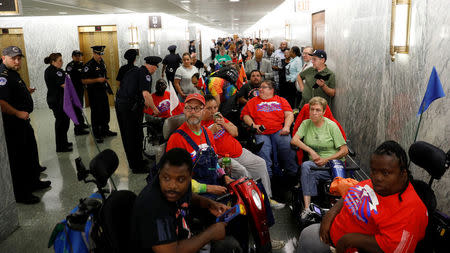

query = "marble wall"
(0, 111), (19, 241)
(247, 0), (450, 212)
(0, 13), (225, 107)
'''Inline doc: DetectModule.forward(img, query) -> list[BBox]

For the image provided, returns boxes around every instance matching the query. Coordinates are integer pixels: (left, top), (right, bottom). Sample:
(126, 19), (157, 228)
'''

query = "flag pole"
(413, 103), (425, 143)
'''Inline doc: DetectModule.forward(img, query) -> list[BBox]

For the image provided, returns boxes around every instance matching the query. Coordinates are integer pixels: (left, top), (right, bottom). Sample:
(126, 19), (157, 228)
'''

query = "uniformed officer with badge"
(0, 46), (51, 204)
(66, 50), (89, 135)
(161, 45), (182, 86)
(81, 45), (117, 143)
(115, 56), (162, 174)
(44, 52), (73, 152)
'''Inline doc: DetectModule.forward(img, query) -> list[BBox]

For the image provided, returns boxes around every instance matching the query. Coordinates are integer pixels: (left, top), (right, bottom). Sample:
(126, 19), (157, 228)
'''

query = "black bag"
(211, 66), (239, 84)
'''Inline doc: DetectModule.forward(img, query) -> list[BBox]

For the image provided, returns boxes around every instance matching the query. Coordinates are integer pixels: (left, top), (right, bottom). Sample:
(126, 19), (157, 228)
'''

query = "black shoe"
(57, 146), (73, 152)
(66, 142), (73, 147)
(16, 194), (40, 204)
(104, 130), (117, 137)
(32, 180), (51, 191)
(132, 167), (150, 174)
(96, 138), (104, 143)
(74, 129), (89, 136)
(80, 123), (90, 129)
(39, 165), (47, 173)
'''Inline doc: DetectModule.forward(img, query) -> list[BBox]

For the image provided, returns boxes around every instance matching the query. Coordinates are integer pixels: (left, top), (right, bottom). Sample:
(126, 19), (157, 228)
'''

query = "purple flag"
(63, 74), (82, 125)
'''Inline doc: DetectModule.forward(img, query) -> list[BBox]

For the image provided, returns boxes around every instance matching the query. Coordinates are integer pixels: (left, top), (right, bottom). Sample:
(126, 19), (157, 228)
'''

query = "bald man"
(191, 53), (207, 72)
(245, 49), (273, 81)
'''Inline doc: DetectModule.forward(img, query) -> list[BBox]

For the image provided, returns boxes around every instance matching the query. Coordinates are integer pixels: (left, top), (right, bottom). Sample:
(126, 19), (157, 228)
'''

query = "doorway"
(0, 28), (31, 87)
(312, 11), (325, 50)
(78, 25), (119, 106)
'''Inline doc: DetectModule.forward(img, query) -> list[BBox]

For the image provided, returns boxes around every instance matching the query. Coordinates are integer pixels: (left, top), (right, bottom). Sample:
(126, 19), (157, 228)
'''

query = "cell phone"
(216, 204), (242, 223)
(259, 125), (266, 132)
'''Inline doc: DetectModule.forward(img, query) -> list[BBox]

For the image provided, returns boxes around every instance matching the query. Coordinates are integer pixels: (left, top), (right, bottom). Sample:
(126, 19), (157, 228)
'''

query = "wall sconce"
(129, 25), (139, 47)
(389, 0), (411, 61)
(149, 29), (156, 46)
(285, 23), (291, 41)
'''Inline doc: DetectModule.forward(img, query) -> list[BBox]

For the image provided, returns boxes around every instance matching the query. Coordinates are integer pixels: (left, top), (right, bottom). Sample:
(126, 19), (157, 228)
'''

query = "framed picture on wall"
(0, 0), (20, 15)
(149, 16), (162, 29)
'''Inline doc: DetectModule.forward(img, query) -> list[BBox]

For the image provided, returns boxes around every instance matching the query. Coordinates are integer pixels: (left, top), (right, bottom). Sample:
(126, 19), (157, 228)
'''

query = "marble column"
(0, 110), (19, 241)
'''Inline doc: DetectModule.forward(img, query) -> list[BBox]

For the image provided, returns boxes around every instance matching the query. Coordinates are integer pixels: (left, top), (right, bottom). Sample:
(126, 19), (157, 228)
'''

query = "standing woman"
(173, 52), (199, 102)
(44, 53), (71, 152)
(116, 49), (138, 86)
(284, 46), (302, 108)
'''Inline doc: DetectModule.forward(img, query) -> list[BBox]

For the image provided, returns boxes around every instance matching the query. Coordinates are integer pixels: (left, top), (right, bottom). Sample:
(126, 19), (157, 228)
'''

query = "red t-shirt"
(330, 180), (428, 253)
(240, 95), (292, 135)
(166, 122), (216, 161)
(144, 91), (184, 118)
(202, 118), (243, 158)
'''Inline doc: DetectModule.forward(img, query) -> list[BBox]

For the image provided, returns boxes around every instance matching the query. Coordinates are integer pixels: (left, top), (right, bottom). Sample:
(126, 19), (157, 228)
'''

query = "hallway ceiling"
(17, 0), (285, 33)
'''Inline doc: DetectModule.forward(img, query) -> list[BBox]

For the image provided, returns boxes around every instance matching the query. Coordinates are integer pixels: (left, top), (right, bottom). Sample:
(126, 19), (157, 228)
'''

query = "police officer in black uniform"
(161, 45), (182, 86)
(189, 40), (196, 54)
(66, 50), (89, 135)
(116, 49), (138, 86)
(81, 45), (117, 143)
(0, 46), (51, 204)
(115, 56), (162, 174)
(44, 52), (72, 152)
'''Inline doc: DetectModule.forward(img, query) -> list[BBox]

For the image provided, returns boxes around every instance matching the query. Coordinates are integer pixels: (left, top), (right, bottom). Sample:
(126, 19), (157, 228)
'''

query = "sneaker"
(271, 239), (286, 250)
(300, 208), (313, 221)
(270, 199), (286, 209)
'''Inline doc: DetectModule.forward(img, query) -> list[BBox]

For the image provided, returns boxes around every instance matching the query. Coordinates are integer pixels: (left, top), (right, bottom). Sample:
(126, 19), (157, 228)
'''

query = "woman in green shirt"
(291, 96), (348, 221)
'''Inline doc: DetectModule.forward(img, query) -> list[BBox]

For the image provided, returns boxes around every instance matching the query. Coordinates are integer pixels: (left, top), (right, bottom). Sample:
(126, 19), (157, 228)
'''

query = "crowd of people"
(0, 36), (429, 253)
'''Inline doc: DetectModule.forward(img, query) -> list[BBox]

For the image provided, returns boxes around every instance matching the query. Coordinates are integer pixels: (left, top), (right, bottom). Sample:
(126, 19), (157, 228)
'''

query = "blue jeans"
(255, 130), (298, 177)
(300, 161), (332, 196)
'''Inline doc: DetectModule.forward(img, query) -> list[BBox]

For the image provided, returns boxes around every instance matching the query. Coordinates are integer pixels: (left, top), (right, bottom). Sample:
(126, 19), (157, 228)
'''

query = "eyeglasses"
(259, 85), (271, 90)
(184, 106), (204, 112)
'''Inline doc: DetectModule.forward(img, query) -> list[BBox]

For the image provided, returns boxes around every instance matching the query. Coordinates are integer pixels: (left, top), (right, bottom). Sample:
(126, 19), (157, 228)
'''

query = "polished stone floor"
(0, 107), (299, 253)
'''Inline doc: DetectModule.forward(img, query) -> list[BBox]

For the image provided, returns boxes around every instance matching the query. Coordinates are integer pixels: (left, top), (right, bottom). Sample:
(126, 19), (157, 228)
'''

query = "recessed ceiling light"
(230, 0), (240, 2)
(180, 0), (191, 3)
(233, 18), (239, 21)
(59, 12), (68, 14)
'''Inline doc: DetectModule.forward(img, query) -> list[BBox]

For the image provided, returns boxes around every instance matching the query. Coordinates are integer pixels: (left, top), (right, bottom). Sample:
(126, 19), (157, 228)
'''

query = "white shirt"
(174, 65), (199, 95)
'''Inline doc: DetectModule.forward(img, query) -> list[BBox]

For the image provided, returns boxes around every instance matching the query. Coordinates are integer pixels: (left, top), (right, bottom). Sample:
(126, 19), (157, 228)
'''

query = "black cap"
(124, 49), (138, 60)
(168, 45), (177, 51)
(144, 56), (162, 66)
(309, 49), (327, 61)
(189, 40), (195, 43)
(2, 46), (24, 57)
(72, 50), (83, 56)
(91, 45), (106, 55)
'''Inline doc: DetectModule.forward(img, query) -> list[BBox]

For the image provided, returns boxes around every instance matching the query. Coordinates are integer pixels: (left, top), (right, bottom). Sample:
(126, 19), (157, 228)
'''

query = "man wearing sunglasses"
(241, 80), (298, 179)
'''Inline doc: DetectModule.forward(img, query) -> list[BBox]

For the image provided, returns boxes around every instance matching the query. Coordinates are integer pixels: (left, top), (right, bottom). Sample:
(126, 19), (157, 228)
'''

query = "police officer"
(115, 56), (162, 174)
(189, 40), (196, 54)
(161, 45), (182, 86)
(116, 49), (138, 86)
(81, 45), (117, 143)
(0, 46), (51, 204)
(44, 52), (72, 152)
(66, 50), (89, 135)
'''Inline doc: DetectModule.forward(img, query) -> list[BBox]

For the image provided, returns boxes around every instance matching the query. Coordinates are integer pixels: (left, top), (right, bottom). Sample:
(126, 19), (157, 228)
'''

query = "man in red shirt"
(202, 94), (285, 209)
(296, 141), (428, 253)
(166, 93), (233, 198)
(241, 80), (298, 178)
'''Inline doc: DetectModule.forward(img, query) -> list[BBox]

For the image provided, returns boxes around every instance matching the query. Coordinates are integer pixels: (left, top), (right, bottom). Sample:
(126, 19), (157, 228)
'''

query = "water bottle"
(222, 154), (232, 176)
(328, 159), (346, 178)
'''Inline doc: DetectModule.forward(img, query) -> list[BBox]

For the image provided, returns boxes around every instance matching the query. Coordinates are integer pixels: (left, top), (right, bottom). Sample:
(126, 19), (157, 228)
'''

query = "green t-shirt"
(299, 66), (336, 107)
(295, 117), (346, 161)
(215, 54), (232, 63)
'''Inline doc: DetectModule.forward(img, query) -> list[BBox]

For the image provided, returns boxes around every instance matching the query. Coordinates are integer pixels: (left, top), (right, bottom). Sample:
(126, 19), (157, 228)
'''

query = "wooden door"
(78, 25), (119, 106)
(312, 11), (325, 50)
(0, 28), (31, 87)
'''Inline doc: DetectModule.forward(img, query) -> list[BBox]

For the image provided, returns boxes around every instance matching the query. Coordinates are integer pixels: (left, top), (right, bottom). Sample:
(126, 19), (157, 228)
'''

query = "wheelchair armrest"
(346, 139), (356, 157)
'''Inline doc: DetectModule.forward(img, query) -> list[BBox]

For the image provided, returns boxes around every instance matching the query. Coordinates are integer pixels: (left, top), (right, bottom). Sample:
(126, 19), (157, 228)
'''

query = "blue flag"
(417, 66), (445, 116)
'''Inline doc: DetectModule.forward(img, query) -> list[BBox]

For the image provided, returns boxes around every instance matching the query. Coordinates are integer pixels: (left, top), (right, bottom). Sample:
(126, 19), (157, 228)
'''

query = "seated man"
(166, 93), (233, 197)
(202, 95), (284, 209)
(241, 80), (298, 178)
(237, 70), (262, 107)
(296, 141), (428, 253)
(290, 97), (348, 220)
(131, 148), (240, 253)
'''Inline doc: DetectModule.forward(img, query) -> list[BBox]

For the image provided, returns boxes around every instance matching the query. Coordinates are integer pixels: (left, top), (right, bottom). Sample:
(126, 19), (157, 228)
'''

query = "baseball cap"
(185, 93), (205, 106)
(2, 46), (24, 57)
(309, 49), (327, 61)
